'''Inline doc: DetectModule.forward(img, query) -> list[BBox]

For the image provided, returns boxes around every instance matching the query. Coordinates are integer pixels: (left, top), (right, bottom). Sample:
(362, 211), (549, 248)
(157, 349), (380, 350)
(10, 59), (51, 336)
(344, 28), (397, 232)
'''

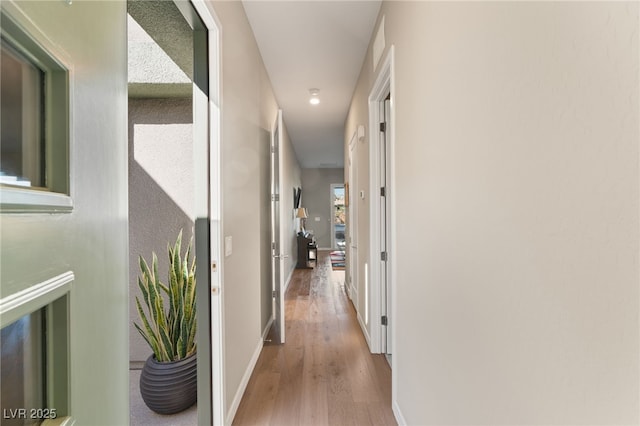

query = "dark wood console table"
(296, 233), (317, 269)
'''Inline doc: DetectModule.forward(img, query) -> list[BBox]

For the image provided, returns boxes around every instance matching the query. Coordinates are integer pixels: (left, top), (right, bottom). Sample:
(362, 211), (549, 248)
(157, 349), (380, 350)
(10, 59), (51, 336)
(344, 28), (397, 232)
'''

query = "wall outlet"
(314, 217), (321, 222)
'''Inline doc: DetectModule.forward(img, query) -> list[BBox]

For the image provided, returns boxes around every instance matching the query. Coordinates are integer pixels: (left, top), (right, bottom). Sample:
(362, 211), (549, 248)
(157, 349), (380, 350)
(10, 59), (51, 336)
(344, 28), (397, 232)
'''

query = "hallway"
(233, 251), (396, 425)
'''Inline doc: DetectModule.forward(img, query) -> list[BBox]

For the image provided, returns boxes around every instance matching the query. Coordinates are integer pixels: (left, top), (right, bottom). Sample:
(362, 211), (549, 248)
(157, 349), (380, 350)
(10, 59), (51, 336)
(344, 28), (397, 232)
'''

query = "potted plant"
(134, 230), (197, 414)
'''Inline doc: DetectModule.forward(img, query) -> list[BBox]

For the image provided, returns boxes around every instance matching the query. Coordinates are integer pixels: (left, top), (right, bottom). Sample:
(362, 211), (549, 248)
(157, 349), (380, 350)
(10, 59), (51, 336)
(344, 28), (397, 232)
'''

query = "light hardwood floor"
(232, 251), (397, 426)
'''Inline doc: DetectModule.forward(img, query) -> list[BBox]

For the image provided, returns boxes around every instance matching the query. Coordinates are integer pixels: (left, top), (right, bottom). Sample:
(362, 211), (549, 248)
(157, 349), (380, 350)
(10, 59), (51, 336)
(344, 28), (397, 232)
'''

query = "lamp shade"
(296, 208), (308, 219)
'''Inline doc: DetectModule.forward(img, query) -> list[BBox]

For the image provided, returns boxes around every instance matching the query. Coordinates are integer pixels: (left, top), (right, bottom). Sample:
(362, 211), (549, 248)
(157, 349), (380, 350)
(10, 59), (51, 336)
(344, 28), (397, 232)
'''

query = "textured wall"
(128, 98), (194, 364)
(127, 13), (191, 98)
(347, 1), (639, 424)
(127, 0), (193, 80)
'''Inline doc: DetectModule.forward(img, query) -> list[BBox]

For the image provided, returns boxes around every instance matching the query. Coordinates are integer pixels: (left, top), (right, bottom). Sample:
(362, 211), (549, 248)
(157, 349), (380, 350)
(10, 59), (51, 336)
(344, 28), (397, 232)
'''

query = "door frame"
(271, 109), (286, 343)
(367, 45), (396, 358)
(347, 130), (358, 302)
(329, 183), (345, 250)
(188, 1), (223, 425)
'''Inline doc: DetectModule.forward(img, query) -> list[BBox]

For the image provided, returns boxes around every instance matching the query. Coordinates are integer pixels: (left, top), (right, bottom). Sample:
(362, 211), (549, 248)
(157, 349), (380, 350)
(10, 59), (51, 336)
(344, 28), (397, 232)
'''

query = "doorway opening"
(347, 130), (358, 304)
(270, 110), (285, 344)
(368, 46), (395, 368)
(127, 1), (221, 424)
(330, 184), (346, 251)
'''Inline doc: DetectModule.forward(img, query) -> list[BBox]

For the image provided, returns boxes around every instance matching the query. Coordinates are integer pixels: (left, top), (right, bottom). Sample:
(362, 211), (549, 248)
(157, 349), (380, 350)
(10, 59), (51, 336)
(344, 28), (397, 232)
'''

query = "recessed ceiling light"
(309, 88), (320, 105)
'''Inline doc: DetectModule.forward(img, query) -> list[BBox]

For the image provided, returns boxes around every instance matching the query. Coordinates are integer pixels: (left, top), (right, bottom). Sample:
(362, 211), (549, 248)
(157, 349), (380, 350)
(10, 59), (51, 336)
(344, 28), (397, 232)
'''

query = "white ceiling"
(242, 1), (382, 169)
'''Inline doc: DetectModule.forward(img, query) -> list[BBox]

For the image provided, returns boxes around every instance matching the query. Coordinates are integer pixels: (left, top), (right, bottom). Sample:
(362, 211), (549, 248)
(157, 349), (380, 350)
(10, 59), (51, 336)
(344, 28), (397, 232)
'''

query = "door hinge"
(270, 146), (275, 153)
(271, 194), (279, 201)
(380, 187), (386, 197)
(379, 122), (386, 132)
(272, 290), (277, 298)
(271, 242), (276, 250)
(381, 315), (388, 326)
(381, 251), (387, 261)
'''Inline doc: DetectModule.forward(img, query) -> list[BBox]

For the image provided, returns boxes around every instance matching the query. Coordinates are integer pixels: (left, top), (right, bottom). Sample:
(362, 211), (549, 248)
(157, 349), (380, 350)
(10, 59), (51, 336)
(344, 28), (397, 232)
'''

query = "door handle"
(273, 254), (289, 259)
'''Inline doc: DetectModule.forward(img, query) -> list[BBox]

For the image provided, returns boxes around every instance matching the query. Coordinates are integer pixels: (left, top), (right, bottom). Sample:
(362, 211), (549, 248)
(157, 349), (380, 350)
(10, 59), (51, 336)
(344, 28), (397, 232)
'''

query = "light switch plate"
(225, 236), (232, 257)
(314, 217), (321, 222)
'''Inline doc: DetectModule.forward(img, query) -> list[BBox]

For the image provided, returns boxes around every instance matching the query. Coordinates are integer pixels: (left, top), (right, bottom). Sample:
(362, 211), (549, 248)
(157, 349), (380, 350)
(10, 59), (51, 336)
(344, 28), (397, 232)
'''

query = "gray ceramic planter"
(139, 352), (197, 414)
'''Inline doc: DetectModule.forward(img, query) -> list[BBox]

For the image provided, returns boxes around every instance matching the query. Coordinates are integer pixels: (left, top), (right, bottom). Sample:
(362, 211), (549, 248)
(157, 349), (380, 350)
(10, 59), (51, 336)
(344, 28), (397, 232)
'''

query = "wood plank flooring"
(232, 251), (397, 426)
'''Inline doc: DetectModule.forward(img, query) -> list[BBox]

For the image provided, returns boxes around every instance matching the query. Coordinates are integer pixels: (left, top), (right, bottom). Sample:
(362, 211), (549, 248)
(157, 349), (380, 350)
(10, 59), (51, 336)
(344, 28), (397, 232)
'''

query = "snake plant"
(134, 231), (196, 362)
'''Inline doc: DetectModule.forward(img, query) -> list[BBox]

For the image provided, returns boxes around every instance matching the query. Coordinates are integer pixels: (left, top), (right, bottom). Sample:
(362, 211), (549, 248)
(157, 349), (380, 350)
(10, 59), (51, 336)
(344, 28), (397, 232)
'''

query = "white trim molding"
(392, 400), (407, 426)
(0, 271), (74, 327)
(262, 318), (274, 341)
(357, 311), (371, 349)
(284, 263), (295, 292)
(368, 45), (395, 354)
(368, 44), (399, 426)
(0, 187), (73, 213)
(225, 337), (263, 426)
(189, 1), (224, 425)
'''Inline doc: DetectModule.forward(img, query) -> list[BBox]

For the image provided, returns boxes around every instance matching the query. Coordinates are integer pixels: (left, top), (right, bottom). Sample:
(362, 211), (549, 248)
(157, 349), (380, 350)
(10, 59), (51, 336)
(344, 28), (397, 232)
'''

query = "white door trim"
(329, 183), (345, 250)
(367, 45), (395, 357)
(348, 130), (358, 302)
(272, 109), (286, 343)
(190, 1), (224, 425)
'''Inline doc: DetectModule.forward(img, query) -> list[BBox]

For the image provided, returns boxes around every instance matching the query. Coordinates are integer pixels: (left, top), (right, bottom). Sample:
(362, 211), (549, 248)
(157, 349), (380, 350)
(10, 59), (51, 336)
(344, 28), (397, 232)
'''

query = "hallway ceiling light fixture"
(309, 88), (320, 105)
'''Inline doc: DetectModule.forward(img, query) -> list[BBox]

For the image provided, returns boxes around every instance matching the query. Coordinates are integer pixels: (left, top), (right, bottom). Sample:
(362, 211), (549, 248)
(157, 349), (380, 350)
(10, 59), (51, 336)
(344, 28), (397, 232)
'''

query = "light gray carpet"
(129, 369), (197, 426)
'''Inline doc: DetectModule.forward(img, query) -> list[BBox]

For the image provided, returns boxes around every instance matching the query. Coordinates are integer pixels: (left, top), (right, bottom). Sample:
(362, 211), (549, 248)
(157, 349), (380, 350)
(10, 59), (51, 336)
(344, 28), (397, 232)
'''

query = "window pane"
(1, 309), (46, 426)
(1, 38), (44, 188)
(333, 186), (345, 248)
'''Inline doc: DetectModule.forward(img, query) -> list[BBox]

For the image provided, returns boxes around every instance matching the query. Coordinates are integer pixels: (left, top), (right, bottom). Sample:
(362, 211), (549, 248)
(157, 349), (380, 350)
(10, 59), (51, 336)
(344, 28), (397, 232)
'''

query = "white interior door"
(381, 97), (392, 356)
(271, 110), (285, 343)
(384, 95), (393, 355)
(369, 47), (395, 357)
(380, 96), (393, 355)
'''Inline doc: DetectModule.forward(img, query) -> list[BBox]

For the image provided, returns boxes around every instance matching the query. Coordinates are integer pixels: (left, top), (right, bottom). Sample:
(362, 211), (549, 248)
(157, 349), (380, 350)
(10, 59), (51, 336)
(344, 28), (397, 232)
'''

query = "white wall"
(347, 2), (639, 424)
(301, 168), (344, 249)
(209, 1), (301, 419)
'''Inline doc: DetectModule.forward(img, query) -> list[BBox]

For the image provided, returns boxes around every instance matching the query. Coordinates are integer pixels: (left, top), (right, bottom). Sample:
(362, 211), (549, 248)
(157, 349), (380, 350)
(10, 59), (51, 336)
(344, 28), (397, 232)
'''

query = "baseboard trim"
(284, 265), (295, 292)
(348, 286), (357, 303)
(392, 399), (406, 426)
(356, 311), (372, 351)
(225, 337), (263, 425)
(262, 317), (273, 341)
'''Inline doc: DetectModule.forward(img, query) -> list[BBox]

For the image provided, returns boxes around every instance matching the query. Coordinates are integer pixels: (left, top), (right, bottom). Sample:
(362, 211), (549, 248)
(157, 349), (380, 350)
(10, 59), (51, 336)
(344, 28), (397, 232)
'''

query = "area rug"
(330, 250), (345, 270)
